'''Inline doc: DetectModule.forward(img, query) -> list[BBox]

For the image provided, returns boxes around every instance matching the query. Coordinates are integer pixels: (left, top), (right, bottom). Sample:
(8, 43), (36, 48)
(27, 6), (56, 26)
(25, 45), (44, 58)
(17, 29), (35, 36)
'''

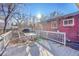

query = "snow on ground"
(2, 45), (27, 56)
(37, 39), (79, 56)
(2, 41), (53, 56)
(1, 38), (79, 56)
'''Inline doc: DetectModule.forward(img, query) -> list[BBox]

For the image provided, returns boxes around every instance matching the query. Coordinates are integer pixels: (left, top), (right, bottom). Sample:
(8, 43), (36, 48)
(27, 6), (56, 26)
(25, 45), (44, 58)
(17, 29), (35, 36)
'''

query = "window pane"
(64, 21), (67, 25)
(69, 20), (73, 24)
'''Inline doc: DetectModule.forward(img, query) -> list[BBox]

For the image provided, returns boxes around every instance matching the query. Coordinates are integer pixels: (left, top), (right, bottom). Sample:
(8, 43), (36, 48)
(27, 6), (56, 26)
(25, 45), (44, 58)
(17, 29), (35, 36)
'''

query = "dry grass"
(8, 37), (37, 47)
(9, 37), (27, 46)
(8, 32), (37, 46)
(9, 39), (26, 44)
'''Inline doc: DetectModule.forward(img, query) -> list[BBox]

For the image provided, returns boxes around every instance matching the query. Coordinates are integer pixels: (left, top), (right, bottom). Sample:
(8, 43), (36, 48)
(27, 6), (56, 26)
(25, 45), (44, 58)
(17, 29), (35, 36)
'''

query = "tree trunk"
(3, 14), (10, 33)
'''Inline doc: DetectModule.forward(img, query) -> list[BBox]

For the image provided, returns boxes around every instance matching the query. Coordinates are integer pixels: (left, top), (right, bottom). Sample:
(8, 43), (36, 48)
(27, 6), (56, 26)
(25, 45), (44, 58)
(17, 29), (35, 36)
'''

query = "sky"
(0, 3), (79, 23)
(20, 3), (79, 16)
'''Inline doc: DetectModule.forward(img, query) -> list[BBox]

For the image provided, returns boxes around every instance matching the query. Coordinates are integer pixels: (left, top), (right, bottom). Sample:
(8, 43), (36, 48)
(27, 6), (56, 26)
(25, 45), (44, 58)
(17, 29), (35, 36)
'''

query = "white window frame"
(63, 18), (74, 26)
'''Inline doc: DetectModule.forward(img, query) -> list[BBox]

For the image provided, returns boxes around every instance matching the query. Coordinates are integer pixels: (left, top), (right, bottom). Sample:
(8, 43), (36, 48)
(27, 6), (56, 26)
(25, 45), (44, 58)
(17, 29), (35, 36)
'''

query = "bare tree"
(75, 3), (79, 8)
(50, 11), (63, 18)
(12, 12), (26, 39)
(0, 3), (17, 33)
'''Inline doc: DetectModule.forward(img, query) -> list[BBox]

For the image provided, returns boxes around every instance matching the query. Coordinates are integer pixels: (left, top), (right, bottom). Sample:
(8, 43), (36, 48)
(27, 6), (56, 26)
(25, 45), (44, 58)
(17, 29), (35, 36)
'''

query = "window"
(64, 21), (67, 25)
(63, 18), (74, 26)
(51, 21), (58, 29)
(69, 20), (73, 24)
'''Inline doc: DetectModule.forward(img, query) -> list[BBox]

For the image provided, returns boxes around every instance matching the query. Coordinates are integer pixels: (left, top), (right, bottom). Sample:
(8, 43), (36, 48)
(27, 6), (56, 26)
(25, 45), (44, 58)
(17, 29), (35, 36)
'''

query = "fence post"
(64, 33), (66, 46)
(46, 31), (48, 39)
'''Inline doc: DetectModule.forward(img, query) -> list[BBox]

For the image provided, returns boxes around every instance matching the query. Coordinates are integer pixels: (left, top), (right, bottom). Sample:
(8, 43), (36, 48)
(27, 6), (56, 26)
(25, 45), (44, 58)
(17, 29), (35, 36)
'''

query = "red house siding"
(39, 12), (79, 43)
(59, 15), (79, 42)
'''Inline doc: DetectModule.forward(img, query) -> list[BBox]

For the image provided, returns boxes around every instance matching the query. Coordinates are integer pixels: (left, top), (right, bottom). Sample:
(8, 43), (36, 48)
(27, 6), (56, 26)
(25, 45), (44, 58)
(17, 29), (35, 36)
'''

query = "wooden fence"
(36, 30), (66, 45)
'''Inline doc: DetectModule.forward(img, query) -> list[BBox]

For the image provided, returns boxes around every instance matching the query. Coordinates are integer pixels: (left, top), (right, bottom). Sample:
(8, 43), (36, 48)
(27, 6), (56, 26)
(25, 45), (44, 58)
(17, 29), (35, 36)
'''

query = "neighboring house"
(46, 18), (59, 32)
(38, 11), (79, 43)
(40, 21), (51, 31)
(40, 17), (59, 32)
(0, 16), (12, 30)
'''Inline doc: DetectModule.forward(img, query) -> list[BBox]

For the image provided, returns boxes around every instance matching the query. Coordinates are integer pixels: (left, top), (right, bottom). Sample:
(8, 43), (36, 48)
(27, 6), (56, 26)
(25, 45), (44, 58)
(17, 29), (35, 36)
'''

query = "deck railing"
(0, 31), (12, 53)
(1, 31), (12, 46)
(36, 30), (66, 45)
